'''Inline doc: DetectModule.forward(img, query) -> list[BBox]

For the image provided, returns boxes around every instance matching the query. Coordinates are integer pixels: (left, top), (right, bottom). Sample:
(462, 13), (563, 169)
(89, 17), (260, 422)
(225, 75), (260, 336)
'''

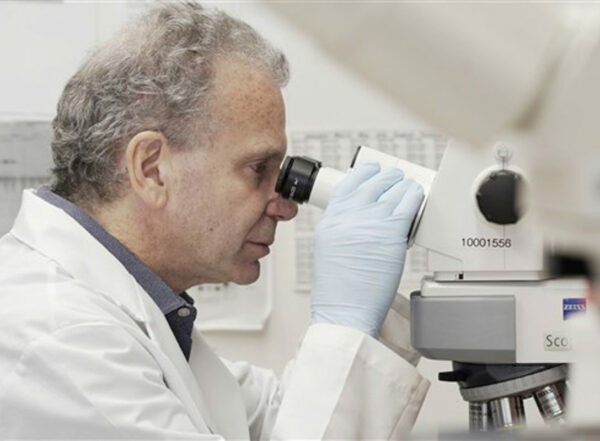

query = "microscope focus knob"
(476, 170), (522, 225)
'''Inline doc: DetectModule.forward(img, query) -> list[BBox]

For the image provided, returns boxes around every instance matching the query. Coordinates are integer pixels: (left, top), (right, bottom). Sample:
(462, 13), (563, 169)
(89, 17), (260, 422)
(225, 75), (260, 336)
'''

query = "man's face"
(166, 58), (297, 287)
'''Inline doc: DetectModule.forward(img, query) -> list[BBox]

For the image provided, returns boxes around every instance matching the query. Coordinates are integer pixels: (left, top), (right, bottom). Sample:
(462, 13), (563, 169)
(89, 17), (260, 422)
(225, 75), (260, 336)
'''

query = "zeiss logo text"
(563, 298), (586, 320)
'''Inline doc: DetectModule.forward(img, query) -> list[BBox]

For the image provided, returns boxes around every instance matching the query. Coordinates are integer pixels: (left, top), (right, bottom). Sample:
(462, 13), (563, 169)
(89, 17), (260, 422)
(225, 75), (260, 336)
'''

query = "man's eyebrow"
(239, 147), (285, 162)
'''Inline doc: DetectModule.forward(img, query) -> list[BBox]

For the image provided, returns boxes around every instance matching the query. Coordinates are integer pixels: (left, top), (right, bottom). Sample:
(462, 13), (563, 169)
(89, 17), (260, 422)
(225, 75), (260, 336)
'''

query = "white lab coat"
(0, 190), (429, 439)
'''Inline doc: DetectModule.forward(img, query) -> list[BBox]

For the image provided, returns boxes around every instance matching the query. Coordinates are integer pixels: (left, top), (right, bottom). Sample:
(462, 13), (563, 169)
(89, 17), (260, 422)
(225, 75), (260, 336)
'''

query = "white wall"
(0, 1), (516, 436)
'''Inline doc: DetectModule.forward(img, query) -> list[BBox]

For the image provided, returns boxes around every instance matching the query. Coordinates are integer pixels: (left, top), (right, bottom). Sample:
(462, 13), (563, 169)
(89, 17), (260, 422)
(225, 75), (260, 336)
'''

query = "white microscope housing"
(411, 139), (587, 366)
(408, 139), (588, 430)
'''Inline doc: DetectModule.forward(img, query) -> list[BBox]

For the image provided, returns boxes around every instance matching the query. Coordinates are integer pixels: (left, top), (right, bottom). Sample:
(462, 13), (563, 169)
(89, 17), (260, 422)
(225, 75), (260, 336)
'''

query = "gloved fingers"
(352, 168), (405, 206)
(392, 182), (425, 231)
(331, 162), (381, 200)
(377, 178), (415, 215)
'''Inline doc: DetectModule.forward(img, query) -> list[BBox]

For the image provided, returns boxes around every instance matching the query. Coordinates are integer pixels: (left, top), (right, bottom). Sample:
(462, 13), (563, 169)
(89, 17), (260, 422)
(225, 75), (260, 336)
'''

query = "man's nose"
(265, 194), (298, 221)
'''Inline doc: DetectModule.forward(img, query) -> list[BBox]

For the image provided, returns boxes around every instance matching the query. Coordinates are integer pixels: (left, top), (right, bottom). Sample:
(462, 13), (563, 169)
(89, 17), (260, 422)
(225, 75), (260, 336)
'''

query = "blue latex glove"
(310, 162), (424, 337)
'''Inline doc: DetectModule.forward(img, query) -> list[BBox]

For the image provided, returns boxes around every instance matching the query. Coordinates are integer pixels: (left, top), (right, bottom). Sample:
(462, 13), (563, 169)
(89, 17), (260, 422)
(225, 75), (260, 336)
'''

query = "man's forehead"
(206, 56), (287, 163)
(210, 57), (284, 118)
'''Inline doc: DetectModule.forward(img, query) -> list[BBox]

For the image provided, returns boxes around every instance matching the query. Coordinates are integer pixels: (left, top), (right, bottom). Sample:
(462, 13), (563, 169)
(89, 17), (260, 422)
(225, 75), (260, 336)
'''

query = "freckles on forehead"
(209, 57), (285, 129)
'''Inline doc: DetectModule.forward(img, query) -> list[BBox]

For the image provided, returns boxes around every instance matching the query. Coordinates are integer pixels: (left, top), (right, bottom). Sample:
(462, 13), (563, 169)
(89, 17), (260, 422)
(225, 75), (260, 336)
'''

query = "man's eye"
(250, 163), (267, 175)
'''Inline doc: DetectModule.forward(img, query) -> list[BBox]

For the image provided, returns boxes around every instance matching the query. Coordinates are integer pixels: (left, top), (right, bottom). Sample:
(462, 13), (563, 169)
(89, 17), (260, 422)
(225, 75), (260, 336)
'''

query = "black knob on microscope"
(476, 170), (523, 225)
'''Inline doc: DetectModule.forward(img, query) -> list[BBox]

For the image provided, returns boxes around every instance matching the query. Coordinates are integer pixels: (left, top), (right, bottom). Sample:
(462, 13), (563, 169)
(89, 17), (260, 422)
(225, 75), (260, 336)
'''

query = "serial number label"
(461, 237), (512, 248)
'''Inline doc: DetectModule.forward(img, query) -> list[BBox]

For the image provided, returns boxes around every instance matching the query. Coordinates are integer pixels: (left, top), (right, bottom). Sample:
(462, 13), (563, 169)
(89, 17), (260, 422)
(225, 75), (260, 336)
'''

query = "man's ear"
(125, 131), (171, 208)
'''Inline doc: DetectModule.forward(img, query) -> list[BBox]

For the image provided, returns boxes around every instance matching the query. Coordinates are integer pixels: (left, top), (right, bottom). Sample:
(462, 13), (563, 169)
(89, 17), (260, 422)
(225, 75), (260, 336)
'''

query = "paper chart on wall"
(188, 258), (273, 332)
(289, 129), (447, 295)
(0, 121), (53, 235)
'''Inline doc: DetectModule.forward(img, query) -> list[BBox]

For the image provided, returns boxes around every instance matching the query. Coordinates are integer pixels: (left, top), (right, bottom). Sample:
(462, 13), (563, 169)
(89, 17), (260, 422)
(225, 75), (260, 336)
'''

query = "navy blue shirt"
(36, 187), (198, 360)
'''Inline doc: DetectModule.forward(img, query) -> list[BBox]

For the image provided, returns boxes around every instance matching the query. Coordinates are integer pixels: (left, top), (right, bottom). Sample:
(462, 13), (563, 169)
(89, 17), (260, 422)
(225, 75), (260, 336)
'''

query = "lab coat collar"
(34, 186), (197, 360)
(12, 189), (152, 324)
(10, 190), (250, 439)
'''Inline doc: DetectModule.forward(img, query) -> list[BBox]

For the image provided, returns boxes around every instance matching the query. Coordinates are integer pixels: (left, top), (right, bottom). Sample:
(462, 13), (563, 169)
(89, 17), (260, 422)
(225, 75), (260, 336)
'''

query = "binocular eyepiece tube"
(275, 145), (436, 211)
(275, 156), (345, 209)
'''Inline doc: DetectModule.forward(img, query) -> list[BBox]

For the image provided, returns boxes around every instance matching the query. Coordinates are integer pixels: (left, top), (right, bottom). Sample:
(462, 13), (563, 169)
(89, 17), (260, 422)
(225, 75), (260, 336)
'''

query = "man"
(0, 2), (428, 439)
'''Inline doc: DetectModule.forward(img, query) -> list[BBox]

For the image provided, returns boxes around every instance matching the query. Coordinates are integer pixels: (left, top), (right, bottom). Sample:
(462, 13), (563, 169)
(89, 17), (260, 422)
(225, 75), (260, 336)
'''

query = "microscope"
(266, 1), (600, 432)
(276, 141), (587, 433)
(409, 139), (587, 432)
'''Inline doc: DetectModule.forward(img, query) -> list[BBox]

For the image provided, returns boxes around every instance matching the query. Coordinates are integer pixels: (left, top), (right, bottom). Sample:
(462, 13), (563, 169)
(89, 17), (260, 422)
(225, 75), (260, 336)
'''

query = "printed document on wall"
(188, 258), (273, 331)
(0, 121), (52, 235)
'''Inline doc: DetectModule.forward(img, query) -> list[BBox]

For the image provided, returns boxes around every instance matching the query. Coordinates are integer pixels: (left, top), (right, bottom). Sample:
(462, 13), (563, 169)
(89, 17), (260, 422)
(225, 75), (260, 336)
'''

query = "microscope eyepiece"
(276, 155), (322, 204)
(276, 146), (434, 212)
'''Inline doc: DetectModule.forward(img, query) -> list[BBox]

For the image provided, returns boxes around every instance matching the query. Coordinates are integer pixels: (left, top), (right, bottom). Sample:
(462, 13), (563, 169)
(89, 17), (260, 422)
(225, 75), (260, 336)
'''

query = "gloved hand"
(310, 162), (424, 337)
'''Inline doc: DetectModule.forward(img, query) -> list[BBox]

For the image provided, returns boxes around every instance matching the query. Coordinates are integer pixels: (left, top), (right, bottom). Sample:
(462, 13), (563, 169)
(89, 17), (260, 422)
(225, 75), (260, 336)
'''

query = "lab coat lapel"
(189, 328), (250, 440)
(10, 190), (218, 434)
(133, 283), (219, 434)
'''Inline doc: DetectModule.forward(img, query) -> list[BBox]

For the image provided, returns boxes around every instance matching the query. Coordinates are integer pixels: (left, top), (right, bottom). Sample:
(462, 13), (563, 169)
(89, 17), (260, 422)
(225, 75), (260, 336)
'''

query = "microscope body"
(411, 139), (587, 366)
(410, 139), (586, 430)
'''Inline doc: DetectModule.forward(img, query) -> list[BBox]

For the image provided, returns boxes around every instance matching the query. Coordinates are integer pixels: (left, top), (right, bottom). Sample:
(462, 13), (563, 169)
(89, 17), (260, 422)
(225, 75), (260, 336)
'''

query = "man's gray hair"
(51, 2), (289, 204)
